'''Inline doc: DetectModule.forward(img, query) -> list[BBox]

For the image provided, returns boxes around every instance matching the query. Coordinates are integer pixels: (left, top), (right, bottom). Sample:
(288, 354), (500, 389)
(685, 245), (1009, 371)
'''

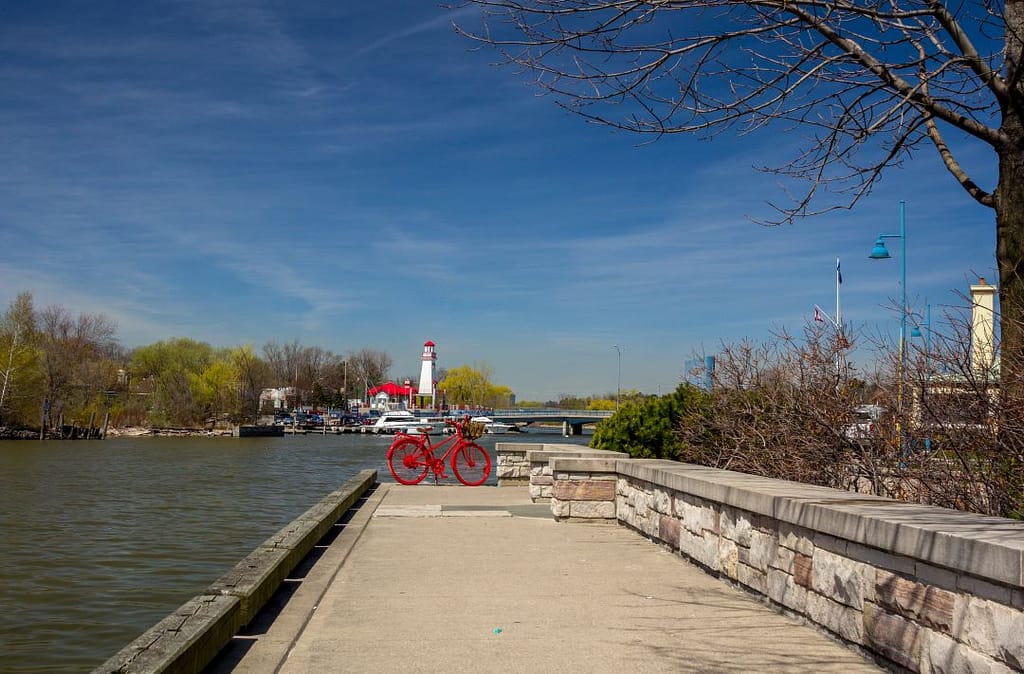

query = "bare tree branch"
(453, 0), (1015, 221)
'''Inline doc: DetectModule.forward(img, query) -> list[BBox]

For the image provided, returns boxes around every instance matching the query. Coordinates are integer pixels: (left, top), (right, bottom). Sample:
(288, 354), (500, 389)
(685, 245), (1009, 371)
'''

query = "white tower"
(970, 278), (997, 375)
(418, 340), (437, 407)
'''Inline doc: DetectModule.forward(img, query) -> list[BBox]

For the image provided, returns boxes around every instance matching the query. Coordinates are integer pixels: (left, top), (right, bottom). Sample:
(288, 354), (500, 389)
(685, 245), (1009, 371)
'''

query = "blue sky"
(0, 2), (999, 401)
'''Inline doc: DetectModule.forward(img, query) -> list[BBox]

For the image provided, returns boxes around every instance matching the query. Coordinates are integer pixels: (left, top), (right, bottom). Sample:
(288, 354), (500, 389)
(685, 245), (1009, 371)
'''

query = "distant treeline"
(0, 291), (627, 432)
(0, 291), (395, 429)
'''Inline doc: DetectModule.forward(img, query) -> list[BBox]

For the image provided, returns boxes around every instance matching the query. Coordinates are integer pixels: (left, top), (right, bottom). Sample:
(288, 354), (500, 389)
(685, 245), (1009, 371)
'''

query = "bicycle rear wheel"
(451, 442), (491, 486)
(388, 438), (429, 485)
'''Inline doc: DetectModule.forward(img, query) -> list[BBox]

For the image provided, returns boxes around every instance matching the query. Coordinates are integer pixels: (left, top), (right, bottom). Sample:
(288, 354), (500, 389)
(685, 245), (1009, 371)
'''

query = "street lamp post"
(912, 303), (932, 452)
(869, 200), (908, 458)
(911, 303), (932, 369)
(612, 344), (623, 409)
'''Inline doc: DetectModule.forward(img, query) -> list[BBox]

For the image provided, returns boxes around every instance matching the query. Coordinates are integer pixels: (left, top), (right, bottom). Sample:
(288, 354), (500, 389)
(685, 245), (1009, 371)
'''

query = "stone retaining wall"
(495, 442), (542, 486)
(549, 457), (618, 520)
(493, 442), (628, 500)
(552, 457), (1024, 673)
(93, 469), (377, 674)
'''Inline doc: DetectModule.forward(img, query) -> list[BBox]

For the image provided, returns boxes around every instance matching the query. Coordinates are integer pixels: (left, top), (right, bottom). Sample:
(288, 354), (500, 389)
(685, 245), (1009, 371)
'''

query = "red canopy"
(369, 382), (418, 397)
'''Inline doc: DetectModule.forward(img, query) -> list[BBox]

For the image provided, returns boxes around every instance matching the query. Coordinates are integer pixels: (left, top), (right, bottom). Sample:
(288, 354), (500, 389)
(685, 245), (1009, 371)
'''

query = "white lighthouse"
(417, 340), (437, 408)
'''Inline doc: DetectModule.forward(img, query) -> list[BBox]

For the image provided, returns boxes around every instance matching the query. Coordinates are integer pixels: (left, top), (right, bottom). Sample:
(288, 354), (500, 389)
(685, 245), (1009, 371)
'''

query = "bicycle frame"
(396, 423), (465, 475)
(387, 417), (491, 486)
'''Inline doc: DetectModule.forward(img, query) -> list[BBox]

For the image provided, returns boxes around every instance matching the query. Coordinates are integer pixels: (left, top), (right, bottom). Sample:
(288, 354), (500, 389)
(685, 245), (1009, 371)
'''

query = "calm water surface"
(0, 429), (589, 672)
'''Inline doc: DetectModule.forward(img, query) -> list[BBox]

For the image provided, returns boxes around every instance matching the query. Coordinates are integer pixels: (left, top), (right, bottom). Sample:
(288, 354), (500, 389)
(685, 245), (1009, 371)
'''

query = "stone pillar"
(549, 457), (618, 521)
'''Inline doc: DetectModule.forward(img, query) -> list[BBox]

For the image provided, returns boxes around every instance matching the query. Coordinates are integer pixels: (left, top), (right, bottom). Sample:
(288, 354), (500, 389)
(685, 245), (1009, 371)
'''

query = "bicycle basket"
(464, 421), (487, 440)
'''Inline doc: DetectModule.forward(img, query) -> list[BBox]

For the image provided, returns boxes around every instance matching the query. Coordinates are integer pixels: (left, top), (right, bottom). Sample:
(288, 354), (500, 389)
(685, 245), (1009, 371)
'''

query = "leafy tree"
(192, 356), (239, 425)
(439, 364), (491, 406)
(131, 338), (215, 426)
(438, 363), (513, 407)
(516, 399), (548, 408)
(457, 1), (1024, 395)
(556, 395), (588, 409)
(486, 384), (515, 408)
(592, 384), (706, 459)
(0, 292), (42, 426)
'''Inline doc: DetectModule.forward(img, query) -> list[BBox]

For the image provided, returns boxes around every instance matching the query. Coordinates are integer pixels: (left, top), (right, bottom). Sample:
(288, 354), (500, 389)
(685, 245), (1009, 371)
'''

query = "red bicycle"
(386, 416), (492, 486)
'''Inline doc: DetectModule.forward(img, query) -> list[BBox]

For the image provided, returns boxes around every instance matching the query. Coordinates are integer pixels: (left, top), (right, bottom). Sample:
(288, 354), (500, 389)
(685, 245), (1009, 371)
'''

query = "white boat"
(471, 416), (515, 434)
(403, 419), (446, 435)
(372, 410), (422, 434)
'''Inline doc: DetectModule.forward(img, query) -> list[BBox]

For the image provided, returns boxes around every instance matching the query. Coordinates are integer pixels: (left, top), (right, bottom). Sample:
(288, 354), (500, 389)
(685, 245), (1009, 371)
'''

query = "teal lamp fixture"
(870, 238), (892, 260)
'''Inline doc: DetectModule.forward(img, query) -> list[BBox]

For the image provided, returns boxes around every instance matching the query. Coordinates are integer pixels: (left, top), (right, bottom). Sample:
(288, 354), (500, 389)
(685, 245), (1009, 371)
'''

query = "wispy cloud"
(0, 1), (999, 397)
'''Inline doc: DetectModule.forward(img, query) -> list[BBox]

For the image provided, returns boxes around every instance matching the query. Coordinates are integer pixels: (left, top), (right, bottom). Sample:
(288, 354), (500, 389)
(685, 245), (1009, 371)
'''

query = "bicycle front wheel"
(388, 438), (429, 485)
(451, 442), (491, 486)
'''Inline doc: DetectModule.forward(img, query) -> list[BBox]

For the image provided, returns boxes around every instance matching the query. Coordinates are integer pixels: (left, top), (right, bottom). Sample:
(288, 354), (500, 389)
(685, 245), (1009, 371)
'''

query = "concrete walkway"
(208, 484), (881, 673)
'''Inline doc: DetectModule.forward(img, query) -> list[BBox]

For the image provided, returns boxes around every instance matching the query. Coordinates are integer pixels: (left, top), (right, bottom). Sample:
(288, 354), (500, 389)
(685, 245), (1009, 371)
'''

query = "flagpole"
(836, 257), (842, 330)
(836, 257), (844, 384)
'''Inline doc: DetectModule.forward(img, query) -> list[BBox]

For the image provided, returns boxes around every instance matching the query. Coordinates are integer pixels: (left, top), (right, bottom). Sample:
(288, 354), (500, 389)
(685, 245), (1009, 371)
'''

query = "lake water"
(0, 428), (591, 672)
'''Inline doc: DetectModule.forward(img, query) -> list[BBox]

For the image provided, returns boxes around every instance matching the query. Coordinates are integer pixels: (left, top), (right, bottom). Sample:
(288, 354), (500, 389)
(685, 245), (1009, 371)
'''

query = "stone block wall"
(549, 457), (619, 521)
(493, 443), (627, 497)
(609, 460), (1024, 673)
(494, 442), (540, 486)
(530, 449), (629, 502)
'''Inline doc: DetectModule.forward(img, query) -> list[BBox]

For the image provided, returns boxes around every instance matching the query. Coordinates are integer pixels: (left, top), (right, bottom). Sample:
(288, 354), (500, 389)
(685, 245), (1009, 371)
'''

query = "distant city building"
(912, 278), (999, 432)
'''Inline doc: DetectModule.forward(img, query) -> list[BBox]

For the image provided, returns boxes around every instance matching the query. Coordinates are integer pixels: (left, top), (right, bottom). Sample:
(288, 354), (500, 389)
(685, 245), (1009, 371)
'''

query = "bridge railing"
(488, 408), (614, 420)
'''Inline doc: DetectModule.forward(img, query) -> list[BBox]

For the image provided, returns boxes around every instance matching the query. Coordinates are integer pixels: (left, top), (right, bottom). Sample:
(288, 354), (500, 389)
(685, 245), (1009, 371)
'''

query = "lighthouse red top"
(424, 340), (435, 347)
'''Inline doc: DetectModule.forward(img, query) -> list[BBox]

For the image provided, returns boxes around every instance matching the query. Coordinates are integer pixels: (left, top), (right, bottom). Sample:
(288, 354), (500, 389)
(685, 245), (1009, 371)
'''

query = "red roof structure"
(368, 382), (417, 397)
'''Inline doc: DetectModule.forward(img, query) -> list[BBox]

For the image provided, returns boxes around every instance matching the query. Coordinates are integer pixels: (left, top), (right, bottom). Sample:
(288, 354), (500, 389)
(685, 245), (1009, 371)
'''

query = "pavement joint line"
(373, 504), (442, 517)
(373, 504), (514, 517)
(441, 509), (512, 517)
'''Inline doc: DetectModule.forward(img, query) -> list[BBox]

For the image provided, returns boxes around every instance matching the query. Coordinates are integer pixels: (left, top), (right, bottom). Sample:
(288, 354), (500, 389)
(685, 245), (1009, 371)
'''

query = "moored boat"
(470, 416), (515, 434)
(372, 410), (429, 434)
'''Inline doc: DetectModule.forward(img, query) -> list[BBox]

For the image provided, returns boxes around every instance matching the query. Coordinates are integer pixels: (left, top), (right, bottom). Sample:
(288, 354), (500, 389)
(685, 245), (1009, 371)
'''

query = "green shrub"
(591, 384), (708, 460)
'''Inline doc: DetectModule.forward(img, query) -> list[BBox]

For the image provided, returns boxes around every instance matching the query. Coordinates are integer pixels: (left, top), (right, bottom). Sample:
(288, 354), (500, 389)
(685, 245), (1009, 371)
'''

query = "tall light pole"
(869, 200), (907, 458)
(912, 303), (932, 452)
(911, 303), (932, 369)
(612, 344), (623, 409)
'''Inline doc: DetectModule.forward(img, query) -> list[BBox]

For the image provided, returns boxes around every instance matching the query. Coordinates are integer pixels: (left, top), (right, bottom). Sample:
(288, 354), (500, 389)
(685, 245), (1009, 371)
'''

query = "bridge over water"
(484, 408), (614, 435)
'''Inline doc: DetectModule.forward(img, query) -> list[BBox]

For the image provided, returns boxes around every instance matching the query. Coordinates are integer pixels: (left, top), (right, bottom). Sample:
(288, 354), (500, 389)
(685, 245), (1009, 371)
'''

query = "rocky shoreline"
(0, 427), (40, 440)
(105, 427), (233, 437)
(0, 426), (233, 439)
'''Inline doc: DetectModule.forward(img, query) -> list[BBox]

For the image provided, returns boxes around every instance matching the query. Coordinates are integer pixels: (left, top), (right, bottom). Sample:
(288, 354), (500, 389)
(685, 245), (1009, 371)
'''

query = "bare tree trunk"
(995, 93), (1024, 516)
(997, 0), (1024, 383)
(992, 0), (1024, 517)
(0, 330), (17, 414)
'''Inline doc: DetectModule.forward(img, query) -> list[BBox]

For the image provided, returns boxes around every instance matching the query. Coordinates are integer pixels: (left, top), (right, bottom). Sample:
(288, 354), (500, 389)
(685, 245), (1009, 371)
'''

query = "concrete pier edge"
(91, 469), (377, 674)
